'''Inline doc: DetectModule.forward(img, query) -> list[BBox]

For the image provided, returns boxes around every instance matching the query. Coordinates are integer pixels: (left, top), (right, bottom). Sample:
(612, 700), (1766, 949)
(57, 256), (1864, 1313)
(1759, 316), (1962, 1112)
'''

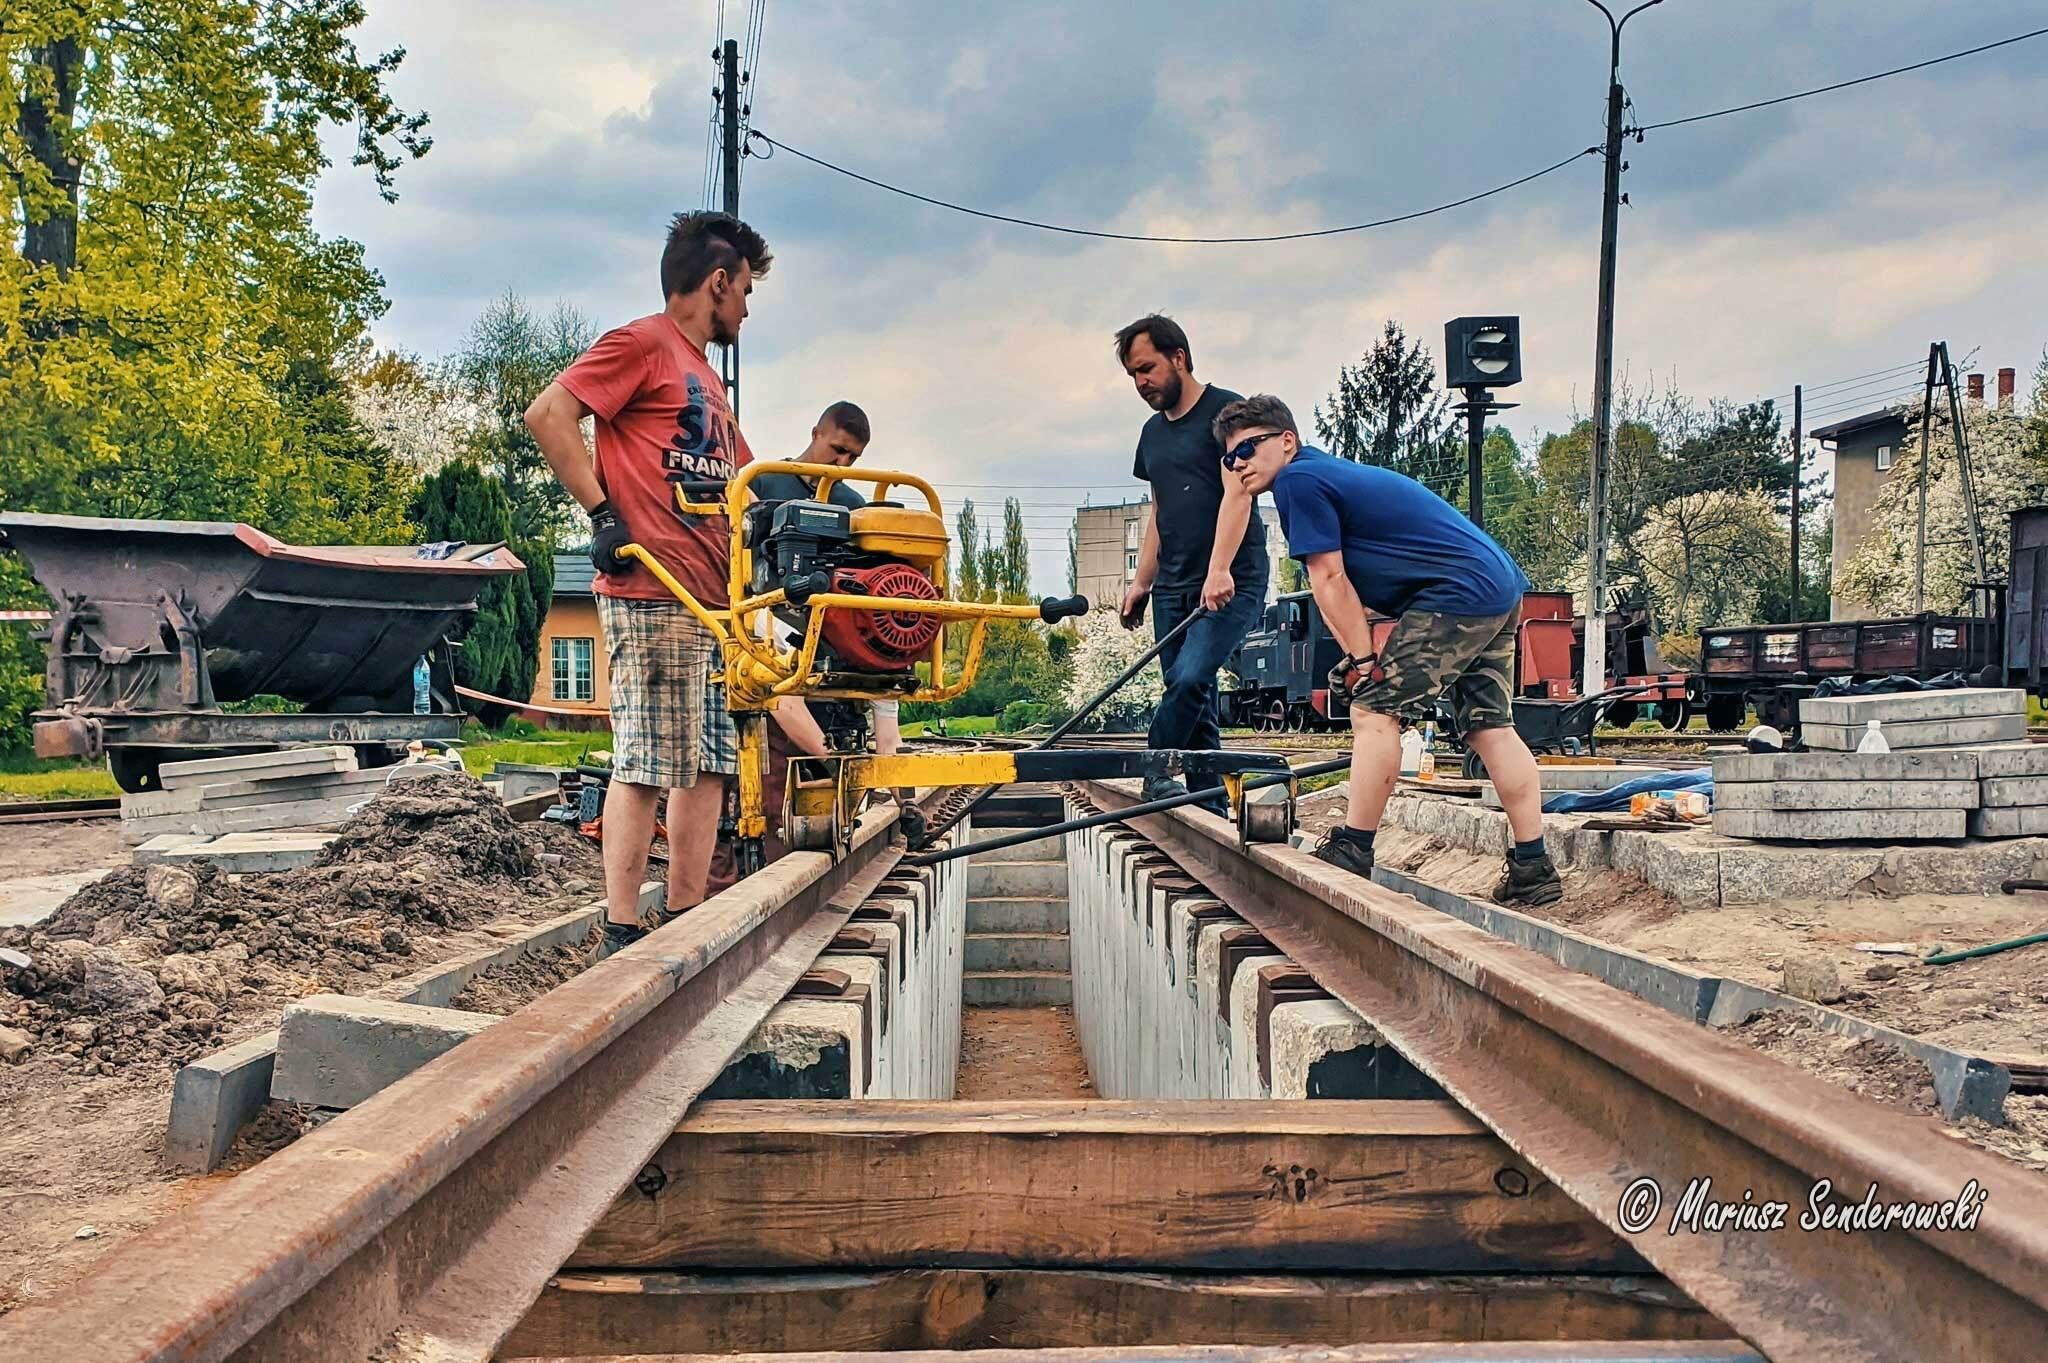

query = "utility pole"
(1939, 341), (1988, 588)
(1913, 343), (1939, 613)
(1581, 0), (1662, 700)
(719, 37), (743, 415)
(1789, 384), (1802, 621)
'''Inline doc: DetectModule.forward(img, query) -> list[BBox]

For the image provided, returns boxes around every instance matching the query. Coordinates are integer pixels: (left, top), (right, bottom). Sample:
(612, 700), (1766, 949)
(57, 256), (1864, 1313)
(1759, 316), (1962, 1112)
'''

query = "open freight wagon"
(1, 512), (524, 792)
(1692, 504), (2048, 732)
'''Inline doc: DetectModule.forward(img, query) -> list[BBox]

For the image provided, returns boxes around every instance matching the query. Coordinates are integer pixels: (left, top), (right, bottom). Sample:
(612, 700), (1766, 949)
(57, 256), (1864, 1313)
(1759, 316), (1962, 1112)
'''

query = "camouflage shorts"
(1351, 607), (1520, 732)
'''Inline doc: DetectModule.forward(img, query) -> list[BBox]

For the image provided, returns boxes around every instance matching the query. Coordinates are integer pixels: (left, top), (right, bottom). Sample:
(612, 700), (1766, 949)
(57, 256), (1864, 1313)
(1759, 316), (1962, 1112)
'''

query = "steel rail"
(0, 809), (913, 1363)
(1074, 780), (2048, 1363)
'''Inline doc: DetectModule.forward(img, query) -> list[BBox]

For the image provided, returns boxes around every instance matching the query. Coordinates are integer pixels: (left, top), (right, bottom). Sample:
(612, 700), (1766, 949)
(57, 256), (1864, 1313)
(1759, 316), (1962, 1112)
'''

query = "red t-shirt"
(557, 314), (752, 603)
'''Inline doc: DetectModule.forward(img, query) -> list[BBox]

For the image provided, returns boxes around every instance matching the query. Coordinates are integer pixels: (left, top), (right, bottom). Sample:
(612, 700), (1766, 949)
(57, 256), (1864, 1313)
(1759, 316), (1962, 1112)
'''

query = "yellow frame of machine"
(616, 461), (1062, 854)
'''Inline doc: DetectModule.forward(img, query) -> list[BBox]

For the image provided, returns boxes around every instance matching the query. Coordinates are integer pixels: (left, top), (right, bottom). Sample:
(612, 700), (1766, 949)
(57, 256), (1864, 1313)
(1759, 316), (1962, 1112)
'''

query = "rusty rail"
(0, 810), (911, 1363)
(1072, 779), (2048, 1363)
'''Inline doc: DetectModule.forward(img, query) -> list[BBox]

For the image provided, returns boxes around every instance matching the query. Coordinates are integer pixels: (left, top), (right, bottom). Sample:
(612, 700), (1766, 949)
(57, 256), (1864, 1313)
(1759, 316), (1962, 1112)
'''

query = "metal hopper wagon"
(1, 512), (524, 792)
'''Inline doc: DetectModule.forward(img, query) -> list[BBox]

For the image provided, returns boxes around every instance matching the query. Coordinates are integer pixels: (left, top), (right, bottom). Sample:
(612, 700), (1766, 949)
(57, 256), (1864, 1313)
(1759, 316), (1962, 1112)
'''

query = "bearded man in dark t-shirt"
(1114, 314), (1268, 815)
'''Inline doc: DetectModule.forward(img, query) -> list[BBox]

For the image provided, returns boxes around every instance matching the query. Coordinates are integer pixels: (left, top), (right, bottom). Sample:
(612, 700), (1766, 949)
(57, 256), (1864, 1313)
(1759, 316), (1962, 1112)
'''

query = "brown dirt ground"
(0, 774), (604, 1316)
(0, 818), (125, 879)
(447, 937), (600, 1015)
(956, 1007), (1095, 1100)
(1304, 787), (2048, 1171)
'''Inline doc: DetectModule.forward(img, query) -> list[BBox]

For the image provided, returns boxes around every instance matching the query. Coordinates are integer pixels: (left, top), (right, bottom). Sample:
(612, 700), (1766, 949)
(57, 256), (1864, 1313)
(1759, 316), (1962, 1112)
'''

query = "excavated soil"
(447, 938), (600, 1015)
(0, 773), (603, 1314)
(1307, 786), (2048, 1170)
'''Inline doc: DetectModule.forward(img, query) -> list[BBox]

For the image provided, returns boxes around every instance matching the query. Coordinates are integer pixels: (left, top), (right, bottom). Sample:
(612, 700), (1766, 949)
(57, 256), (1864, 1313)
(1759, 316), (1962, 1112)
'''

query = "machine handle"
(1037, 594), (1090, 623)
(677, 480), (727, 497)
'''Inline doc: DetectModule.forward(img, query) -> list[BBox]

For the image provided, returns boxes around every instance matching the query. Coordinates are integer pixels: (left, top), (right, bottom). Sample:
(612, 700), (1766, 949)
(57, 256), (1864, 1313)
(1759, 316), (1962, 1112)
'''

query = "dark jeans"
(1146, 585), (1263, 758)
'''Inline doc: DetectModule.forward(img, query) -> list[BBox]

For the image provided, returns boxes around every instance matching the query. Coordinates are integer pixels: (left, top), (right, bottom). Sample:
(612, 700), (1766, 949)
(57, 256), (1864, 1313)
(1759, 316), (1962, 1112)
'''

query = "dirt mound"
(1, 773), (576, 1075)
(313, 771), (536, 881)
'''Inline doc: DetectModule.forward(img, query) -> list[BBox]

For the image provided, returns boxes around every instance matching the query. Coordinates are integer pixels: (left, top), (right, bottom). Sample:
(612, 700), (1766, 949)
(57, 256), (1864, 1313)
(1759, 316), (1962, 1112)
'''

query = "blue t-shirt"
(1272, 447), (1528, 617)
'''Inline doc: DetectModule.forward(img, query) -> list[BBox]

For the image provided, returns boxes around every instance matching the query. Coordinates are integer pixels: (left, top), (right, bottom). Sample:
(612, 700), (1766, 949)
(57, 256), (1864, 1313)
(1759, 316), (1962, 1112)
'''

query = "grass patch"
(0, 759), (121, 801)
(457, 728), (612, 777)
(901, 715), (999, 738)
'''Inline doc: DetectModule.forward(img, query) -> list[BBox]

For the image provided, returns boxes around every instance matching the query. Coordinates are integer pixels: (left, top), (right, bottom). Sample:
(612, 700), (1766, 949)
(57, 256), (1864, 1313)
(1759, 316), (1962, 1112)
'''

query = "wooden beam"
(516, 1347), (1761, 1363)
(501, 1270), (1734, 1359)
(570, 1100), (1639, 1273)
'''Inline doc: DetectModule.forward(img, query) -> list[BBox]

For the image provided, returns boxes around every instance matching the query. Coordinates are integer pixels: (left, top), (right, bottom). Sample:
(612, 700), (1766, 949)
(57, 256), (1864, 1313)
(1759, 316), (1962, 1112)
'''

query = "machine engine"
(742, 496), (949, 674)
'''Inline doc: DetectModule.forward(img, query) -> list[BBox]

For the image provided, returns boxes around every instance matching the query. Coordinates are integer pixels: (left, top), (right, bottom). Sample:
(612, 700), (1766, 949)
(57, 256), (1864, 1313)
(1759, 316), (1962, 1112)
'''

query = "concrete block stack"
(1966, 744), (2048, 837)
(1711, 750), (1978, 841)
(122, 747), (462, 855)
(1797, 687), (2026, 751)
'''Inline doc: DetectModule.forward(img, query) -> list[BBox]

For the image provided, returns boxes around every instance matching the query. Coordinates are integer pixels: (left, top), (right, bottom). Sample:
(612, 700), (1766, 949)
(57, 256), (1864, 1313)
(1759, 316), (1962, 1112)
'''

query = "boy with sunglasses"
(1213, 395), (1560, 907)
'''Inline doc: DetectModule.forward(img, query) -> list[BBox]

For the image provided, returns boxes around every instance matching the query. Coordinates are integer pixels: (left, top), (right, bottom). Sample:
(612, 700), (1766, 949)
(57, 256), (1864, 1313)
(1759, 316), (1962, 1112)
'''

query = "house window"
(1124, 518), (1143, 549)
(1876, 445), (1893, 472)
(1125, 550), (1138, 573)
(552, 637), (594, 702)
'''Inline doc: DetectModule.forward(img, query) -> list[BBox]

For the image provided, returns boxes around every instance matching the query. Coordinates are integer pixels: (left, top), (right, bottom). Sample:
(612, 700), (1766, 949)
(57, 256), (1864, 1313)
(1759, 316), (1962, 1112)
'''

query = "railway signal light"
(1445, 316), (1522, 532)
(1444, 316), (1522, 389)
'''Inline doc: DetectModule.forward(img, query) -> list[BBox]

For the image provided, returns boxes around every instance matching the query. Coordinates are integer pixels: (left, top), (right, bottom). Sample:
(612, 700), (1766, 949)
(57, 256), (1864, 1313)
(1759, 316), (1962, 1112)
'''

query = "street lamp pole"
(1581, 0), (1661, 700)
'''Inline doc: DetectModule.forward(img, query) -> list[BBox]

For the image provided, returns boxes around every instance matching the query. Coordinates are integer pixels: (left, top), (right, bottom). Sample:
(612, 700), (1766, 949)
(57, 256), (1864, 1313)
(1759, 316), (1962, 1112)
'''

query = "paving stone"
(1712, 808), (1967, 841)
(963, 932), (1070, 973)
(965, 896), (1067, 933)
(131, 831), (337, 873)
(160, 745), (355, 789)
(1800, 714), (2028, 751)
(967, 860), (1066, 899)
(961, 970), (1071, 1007)
(1608, 831), (1720, 905)
(1980, 775), (2048, 808)
(1968, 807), (2048, 837)
(1798, 687), (2023, 726)
(1712, 750), (1982, 783)
(272, 995), (499, 1109)
(1715, 843), (1884, 905)
(1972, 744), (2048, 778)
(1714, 779), (1980, 811)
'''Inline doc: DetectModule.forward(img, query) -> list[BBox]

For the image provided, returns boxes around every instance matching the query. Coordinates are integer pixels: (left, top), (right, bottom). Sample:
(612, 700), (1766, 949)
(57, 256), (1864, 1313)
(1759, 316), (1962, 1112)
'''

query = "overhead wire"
(745, 130), (1599, 244)
(1633, 26), (2048, 134)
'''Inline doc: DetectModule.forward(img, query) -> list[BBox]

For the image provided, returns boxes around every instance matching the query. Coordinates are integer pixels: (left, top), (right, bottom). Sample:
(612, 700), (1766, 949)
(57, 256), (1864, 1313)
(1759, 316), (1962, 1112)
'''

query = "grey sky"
(314, 1), (2048, 593)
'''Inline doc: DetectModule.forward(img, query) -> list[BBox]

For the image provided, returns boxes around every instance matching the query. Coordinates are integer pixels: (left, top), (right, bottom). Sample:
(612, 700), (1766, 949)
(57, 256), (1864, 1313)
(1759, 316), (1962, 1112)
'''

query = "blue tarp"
(1542, 767), (1714, 814)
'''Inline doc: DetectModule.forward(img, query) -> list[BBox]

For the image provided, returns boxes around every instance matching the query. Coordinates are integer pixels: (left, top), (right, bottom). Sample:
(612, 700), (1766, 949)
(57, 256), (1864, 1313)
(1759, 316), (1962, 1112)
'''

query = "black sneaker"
(1312, 827), (1375, 878)
(1493, 853), (1564, 907)
(1141, 774), (1188, 805)
(597, 919), (649, 959)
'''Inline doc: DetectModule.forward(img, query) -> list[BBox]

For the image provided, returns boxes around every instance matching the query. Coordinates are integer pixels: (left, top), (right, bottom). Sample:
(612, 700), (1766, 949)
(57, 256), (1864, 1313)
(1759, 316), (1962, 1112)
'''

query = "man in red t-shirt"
(524, 210), (770, 955)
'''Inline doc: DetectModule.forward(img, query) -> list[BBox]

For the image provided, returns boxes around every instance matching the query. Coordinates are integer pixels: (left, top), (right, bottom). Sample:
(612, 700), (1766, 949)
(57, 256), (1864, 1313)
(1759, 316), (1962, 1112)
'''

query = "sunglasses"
(1223, 431), (1282, 469)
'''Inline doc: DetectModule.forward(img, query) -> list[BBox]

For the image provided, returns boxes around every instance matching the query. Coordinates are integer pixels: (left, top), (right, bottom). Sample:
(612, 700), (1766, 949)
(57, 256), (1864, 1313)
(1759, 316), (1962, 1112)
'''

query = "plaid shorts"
(597, 596), (713, 788)
(700, 650), (740, 776)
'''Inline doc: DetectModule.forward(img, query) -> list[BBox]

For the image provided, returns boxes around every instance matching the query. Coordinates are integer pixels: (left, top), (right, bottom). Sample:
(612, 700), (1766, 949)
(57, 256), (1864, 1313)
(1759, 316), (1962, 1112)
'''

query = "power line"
(746, 129), (1598, 244)
(1635, 26), (2048, 133)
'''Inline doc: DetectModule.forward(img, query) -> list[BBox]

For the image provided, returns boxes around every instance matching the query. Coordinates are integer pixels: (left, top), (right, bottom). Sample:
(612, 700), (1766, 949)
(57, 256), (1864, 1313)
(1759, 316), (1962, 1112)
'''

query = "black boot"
(1312, 826), (1375, 878)
(1142, 774), (1188, 805)
(1493, 852), (1563, 907)
(597, 919), (649, 959)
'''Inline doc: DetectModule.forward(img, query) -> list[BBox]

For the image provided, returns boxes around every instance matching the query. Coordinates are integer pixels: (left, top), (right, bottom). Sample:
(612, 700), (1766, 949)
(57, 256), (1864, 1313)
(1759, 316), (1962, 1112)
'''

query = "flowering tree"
(1837, 387), (2048, 615)
(1062, 611), (1163, 731)
(347, 351), (483, 474)
(1636, 488), (1786, 635)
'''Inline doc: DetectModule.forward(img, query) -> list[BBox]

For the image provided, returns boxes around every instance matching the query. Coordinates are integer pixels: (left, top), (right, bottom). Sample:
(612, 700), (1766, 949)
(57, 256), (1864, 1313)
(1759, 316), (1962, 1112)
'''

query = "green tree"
(954, 500), (982, 601)
(409, 462), (555, 706)
(1, 2), (429, 750)
(451, 293), (594, 540)
(1000, 499), (1030, 598)
(1313, 320), (1453, 491)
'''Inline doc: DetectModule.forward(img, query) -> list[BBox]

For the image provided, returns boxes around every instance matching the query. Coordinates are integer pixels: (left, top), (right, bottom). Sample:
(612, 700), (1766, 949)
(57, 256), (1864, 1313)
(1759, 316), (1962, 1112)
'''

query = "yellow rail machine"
(620, 463), (1294, 873)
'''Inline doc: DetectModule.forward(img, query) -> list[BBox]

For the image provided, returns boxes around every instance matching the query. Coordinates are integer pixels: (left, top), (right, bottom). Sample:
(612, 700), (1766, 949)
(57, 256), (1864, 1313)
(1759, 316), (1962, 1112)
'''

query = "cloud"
(314, 0), (2048, 591)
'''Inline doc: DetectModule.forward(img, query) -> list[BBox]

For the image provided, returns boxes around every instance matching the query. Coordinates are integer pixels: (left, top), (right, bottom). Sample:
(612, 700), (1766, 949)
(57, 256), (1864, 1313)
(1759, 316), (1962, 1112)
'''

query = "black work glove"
(1328, 653), (1370, 710)
(896, 802), (929, 848)
(589, 500), (634, 576)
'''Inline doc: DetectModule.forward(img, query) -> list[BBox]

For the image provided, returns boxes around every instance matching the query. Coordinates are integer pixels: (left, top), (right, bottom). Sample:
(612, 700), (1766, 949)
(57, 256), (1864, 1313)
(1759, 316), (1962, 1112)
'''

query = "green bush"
(998, 701), (1052, 733)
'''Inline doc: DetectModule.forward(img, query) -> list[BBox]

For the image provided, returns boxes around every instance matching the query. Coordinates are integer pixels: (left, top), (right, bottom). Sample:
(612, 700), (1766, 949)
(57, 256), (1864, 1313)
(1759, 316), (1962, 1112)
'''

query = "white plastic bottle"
(1856, 719), (1890, 754)
(1399, 728), (1424, 777)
